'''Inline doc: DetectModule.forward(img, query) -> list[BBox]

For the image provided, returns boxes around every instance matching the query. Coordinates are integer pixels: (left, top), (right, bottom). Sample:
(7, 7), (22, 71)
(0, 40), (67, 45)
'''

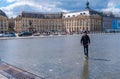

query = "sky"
(0, 0), (120, 18)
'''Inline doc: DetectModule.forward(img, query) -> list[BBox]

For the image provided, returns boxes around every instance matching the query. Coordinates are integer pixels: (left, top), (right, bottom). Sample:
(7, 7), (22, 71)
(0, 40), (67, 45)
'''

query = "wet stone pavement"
(0, 61), (43, 79)
(0, 34), (120, 79)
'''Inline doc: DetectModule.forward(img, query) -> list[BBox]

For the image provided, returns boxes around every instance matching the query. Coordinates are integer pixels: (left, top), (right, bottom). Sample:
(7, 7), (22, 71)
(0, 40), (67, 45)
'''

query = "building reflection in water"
(81, 60), (89, 79)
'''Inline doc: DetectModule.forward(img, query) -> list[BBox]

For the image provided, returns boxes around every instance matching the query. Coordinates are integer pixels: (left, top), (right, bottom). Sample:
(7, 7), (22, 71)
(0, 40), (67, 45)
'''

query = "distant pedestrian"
(80, 31), (90, 60)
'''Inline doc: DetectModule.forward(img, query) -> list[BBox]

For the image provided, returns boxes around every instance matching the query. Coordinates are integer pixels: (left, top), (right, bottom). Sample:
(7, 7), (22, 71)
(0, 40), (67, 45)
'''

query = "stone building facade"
(15, 12), (64, 33)
(63, 12), (102, 33)
(63, 1), (102, 33)
(14, 1), (103, 33)
(0, 10), (9, 33)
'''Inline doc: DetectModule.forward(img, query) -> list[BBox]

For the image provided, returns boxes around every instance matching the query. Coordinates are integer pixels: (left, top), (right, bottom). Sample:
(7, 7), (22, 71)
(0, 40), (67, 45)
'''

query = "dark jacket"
(81, 35), (90, 45)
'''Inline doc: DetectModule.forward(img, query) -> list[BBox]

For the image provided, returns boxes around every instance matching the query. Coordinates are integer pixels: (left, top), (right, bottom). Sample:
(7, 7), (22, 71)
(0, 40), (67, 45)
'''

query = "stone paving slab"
(0, 74), (8, 79)
(0, 61), (44, 79)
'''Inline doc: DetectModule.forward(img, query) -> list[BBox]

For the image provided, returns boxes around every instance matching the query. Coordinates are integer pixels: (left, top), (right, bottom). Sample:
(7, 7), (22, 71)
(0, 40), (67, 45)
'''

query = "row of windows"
(63, 13), (87, 18)
(22, 19), (61, 23)
(21, 25), (62, 27)
(0, 20), (7, 22)
(65, 22), (101, 26)
(66, 23), (88, 26)
(65, 21), (89, 26)
(66, 27), (89, 32)
(0, 24), (7, 27)
(21, 23), (62, 26)
(21, 22), (62, 25)
(17, 18), (101, 24)
(64, 20), (89, 23)
(20, 26), (63, 31)
(19, 20), (98, 25)
(17, 21), (101, 27)
(18, 22), (101, 28)
(18, 21), (62, 25)
(0, 22), (7, 24)
(64, 19), (101, 23)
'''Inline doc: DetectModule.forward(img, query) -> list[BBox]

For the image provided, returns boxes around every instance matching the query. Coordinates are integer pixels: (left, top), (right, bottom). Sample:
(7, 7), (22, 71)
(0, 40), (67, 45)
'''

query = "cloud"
(1, 0), (68, 18)
(4, 0), (17, 3)
(102, 0), (120, 17)
(0, 0), (120, 18)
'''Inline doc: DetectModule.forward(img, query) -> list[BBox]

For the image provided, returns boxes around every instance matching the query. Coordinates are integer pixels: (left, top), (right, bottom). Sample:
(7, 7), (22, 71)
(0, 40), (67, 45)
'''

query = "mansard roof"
(63, 1), (103, 18)
(85, 8), (102, 16)
(18, 11), (63, 19)
(0, 9), (7, 17)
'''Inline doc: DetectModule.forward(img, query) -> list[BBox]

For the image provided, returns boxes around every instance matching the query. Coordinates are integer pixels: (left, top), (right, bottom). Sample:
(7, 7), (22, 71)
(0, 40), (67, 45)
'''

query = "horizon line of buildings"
(0, 1), (120, 33)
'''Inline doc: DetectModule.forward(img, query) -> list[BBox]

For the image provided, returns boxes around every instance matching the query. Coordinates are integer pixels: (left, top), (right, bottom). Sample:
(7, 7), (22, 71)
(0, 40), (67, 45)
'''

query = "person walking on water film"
(81, 31), (90, 60)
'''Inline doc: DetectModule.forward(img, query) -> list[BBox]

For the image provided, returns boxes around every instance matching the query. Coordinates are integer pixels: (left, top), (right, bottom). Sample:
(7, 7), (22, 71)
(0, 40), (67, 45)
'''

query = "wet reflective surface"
(0, 34), (120, 79)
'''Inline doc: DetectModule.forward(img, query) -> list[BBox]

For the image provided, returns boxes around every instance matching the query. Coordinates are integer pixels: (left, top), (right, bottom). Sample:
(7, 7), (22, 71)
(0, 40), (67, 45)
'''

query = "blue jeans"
(84, 45), (88, 57)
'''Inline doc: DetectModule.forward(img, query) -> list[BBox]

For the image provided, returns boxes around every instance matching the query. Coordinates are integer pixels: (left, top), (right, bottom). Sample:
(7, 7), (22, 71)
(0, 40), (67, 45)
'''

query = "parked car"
(0, 33), (16, 37)
(9, 32), (16, 37)
(0, 34), (3, 37)
(32, 33), (40, 36)
(18, 32), (32, 36)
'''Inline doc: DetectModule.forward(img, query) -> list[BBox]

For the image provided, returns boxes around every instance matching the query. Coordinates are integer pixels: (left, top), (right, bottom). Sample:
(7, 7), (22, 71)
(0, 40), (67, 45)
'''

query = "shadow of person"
(89, 58), (110, 61)
(81, 60), (89, 79)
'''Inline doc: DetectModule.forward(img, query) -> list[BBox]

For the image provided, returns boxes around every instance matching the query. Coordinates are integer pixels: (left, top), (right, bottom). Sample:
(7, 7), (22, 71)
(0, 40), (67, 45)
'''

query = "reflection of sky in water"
(0, 34), (120, 79)
(81, 60), (89, 79)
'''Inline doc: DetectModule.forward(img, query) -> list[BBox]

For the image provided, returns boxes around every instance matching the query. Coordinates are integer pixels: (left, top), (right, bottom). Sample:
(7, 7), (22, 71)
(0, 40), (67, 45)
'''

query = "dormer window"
(73, 15), (75, 17)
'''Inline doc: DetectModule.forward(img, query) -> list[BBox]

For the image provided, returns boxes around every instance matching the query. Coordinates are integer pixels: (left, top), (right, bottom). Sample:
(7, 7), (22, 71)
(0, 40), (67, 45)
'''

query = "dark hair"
(83, 31), (87, 33)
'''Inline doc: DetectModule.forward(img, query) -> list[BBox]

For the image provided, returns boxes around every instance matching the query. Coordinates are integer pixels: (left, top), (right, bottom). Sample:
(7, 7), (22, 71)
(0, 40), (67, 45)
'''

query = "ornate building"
(15, 12), (64, 33)
(63, 1), (102, 33)
(15, 1), (103, 33)
(0, 10), (9, 33)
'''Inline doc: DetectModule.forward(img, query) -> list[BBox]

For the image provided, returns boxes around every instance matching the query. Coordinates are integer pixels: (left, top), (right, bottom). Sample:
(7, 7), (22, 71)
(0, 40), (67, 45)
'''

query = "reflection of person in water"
(81, 60), (89, 79)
